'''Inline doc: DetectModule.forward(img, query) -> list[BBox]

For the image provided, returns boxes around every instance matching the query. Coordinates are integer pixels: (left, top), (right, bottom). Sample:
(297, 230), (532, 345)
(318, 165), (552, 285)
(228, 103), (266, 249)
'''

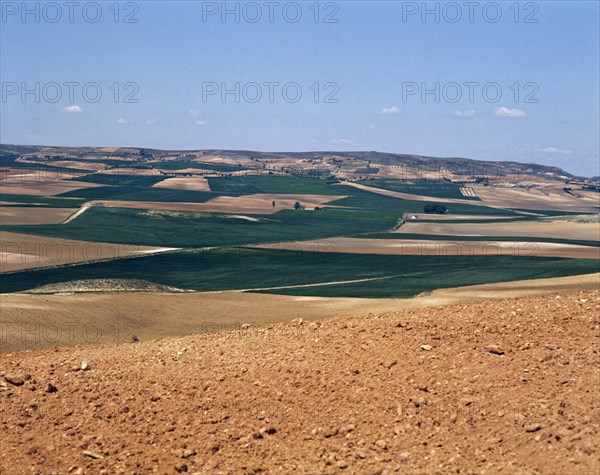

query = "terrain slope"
(1, 290), (598, 474)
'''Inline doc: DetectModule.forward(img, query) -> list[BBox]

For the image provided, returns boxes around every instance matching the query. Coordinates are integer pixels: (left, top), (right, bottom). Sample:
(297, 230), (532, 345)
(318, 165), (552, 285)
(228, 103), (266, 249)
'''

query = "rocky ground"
(26, 279), (188, 294)
(1, 290), (598, 474)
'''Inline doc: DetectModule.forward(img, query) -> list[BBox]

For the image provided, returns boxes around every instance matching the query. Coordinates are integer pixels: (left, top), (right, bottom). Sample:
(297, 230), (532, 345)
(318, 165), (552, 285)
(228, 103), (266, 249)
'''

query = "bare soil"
(474, 185), (600, 213)
(152, 177), (211, 192)
(91, 194), (345, 214)
(343, 182), (600, 214)
(0, 177), (101, 197)
(256, 238), (600, 259)
(1, 273), (597, 353)
(0, 207), (75, 225)
(0, 232), (173, 272)
(395, 221), (600, 242)
(0, 290), (598, 474)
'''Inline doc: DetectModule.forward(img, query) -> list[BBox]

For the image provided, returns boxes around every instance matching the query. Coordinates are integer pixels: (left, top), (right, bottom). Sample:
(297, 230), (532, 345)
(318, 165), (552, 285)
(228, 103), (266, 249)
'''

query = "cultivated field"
(2, 146), (598, 475)
(256, 237), (600, 259)
(19, 159), (109, 172)
(405, 214), (519, 220)
(474, 184), (600, 213)
(0, 206), (74, 225)
(1, 290), (598, 474)
(98, 168), (163, 175)
(152, 177), (211, 191)
(1, 146), (598, 310)
(395, 219), (600, 241)
(0, 231), (174, 273)
(82, 193), (346, 214)
(341, 181), (482, 205)
(0, 273), (597, 352)
(0, 177), (101, 196)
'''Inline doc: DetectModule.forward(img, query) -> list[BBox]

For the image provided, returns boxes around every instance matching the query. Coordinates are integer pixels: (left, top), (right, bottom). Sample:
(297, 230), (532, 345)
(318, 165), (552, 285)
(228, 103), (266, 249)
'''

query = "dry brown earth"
(395, 221), (600, 242)
(0, 207), (75, 225)
(342, 182), (600, 214)
(0, 290), (598, 474)
(18, 160), (109, 172)
(89, 194), (345, 214)
(152, 177), (211, 192)
(474, 185), (600, 213)
(1, 273), (597, 353)
(0, 177), (101, 197)
(254, 238), (600, 259)
(0, 232), (174, 272)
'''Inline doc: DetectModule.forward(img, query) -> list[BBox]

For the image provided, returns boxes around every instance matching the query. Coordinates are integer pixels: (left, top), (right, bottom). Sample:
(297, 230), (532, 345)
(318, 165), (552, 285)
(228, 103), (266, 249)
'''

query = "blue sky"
(1, 1), (598, 176)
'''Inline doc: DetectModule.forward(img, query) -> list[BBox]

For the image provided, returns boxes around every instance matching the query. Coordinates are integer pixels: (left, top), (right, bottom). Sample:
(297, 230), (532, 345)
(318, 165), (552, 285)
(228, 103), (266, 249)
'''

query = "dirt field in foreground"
(1, 273), (597, 353)
(1, 289), (598, 474)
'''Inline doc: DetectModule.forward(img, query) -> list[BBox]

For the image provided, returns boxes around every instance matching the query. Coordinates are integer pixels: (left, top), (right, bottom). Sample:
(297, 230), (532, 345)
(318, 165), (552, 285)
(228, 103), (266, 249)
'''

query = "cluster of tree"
(294, 201), (305, 210)
(423, 204), (447, 214)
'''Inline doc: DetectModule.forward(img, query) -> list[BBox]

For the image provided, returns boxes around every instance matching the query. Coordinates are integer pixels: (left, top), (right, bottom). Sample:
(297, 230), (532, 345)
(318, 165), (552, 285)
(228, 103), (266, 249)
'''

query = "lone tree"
(294, 201), (302, 210)
(424, 204), (447, 214)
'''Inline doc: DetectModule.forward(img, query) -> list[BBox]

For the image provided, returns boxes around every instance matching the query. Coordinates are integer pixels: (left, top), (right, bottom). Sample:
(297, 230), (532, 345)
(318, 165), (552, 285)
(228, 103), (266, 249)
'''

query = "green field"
(156, 161), (246, 172)
(355, 232), (600, 248)
(1, 248), (597, 297)
(56, 186), (218, 202)
(71, 174), (167, 187)
(0, 156), (88, 175)
(359, 178), (481, 200)
(2, 206), (399, 247)
(329, 186), (517, 216)
(2, 172), (597, 298)
(3, 177), (575, 249)
(0, 194), (85, 208)
(207, 175), (341, 194)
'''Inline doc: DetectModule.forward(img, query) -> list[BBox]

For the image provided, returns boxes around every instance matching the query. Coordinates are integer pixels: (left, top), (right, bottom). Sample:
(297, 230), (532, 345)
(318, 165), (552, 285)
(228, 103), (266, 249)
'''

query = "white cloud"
(454, 110), (476, 118)
(515, 144), (575, 156)
(368, 124), (377, 129)
(62, 105), (82, 113)
(494, 107), (526, 118)
(539, 146), (573, 155)
(116, 118), (129, 124)
(194, 120), (208, 126)
(186, 109), (202, 117)
(330, 139), (353, 144)
(379, 106), (400, 115)
(144, 119), (157, 126)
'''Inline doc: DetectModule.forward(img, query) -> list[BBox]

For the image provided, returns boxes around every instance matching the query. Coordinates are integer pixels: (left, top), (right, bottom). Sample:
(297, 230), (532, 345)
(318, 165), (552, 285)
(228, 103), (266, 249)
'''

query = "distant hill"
(0, 144), (586, 181)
